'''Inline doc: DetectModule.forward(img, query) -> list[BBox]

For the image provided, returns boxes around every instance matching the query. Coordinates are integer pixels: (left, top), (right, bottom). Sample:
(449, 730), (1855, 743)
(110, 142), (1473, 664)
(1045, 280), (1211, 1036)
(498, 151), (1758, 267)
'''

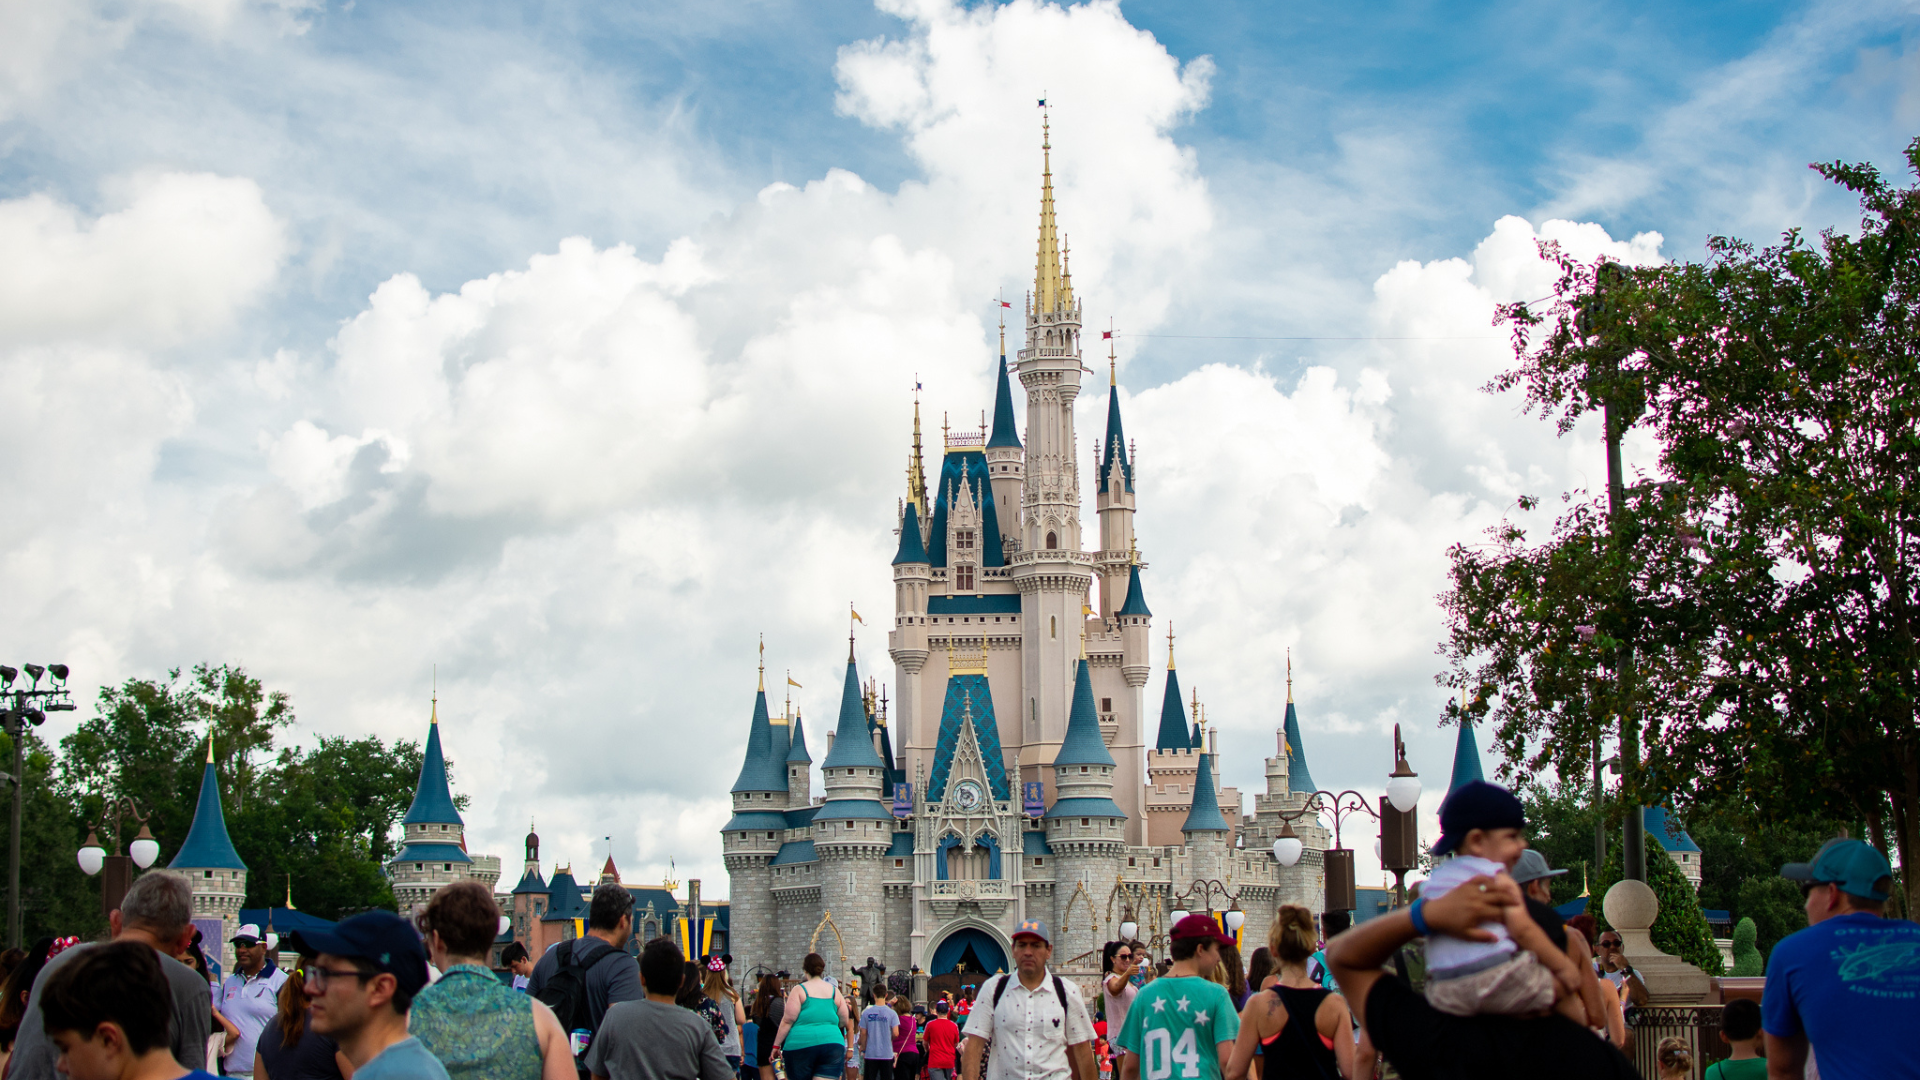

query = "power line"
(1122, 333), (1502, 341)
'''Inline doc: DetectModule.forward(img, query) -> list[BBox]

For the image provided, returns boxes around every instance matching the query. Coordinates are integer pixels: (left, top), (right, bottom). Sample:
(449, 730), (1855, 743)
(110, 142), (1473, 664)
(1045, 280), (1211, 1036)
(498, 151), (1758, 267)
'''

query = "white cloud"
(0, 173), (285, 347)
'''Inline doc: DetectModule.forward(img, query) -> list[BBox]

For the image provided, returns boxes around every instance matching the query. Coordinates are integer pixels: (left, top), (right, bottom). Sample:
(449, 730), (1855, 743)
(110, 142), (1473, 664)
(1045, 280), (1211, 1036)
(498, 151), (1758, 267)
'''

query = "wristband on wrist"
(1408, 896), (1430, 936)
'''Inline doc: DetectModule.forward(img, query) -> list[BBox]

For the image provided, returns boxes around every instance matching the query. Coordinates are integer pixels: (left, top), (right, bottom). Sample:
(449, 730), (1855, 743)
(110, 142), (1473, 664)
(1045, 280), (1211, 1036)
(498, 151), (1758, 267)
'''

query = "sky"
(3, 0), (1916, 893)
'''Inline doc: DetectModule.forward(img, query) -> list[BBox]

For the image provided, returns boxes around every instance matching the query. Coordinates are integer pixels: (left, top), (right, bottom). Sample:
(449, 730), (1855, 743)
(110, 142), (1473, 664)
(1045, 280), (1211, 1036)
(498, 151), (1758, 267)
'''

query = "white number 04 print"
(1142, 1028), (1202, 1080)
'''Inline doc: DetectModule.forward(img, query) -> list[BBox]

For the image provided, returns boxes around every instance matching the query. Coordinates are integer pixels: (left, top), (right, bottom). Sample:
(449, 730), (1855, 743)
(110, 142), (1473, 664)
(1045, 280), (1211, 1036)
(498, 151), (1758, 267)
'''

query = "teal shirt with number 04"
(1113, 976), (1239, 1080)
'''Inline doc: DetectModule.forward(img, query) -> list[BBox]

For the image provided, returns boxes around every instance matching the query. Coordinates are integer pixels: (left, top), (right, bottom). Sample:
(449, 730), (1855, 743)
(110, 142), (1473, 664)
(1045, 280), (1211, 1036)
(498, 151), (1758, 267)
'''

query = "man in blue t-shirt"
(857, 983), (901, 1080)
(1761, 838), (1920, 1080)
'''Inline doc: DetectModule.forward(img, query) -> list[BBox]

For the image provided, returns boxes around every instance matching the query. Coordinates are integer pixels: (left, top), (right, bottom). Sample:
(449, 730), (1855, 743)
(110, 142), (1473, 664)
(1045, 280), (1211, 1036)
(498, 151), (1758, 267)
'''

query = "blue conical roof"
(511, 865), (548, 895)
(731, 689), (786, 792)
(1191, 721), (1202, 746)
(403, 713), (464, 826)
(170, 755), (246, 871)
(1282, 701), (1317, 793)
(821, 657), (884, 769)
(1117, 563), (1151, 617)
(1448, 719), (1485, 796)
(1642, 805), (1700, 853)
(893, 501), (929, 565)
(770, 714), (790, 762)
(1181, 753), (1230, 833)
(1099, 379), (1134, 494)
(787, 712), (812, 763)
(988, 356), (1021, 448)
(1155, 667), (1191, 751)
(1056, 659), (1115, 766)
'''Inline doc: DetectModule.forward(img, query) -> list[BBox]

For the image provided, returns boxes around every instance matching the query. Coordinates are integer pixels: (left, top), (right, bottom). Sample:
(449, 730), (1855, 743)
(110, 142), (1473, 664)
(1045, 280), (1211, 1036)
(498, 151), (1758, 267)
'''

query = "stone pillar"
(1601, 879), (1711, 1004)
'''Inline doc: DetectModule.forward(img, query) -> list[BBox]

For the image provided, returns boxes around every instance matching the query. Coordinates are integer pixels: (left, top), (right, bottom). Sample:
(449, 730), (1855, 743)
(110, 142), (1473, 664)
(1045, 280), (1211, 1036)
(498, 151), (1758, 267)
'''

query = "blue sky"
(2, 0), (1915, 883)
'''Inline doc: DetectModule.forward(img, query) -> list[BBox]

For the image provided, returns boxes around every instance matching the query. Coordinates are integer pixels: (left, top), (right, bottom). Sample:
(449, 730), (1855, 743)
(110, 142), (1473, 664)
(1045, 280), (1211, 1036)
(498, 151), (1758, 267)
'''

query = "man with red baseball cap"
(960, 920), (1093, 1080)
(1114, 916), (1239, 1080)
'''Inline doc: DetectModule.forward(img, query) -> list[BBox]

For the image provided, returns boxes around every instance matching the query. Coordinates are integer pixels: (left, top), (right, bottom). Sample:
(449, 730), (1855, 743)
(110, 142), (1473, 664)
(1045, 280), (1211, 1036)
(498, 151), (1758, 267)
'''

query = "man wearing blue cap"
(1761, 838), (1918, 1080)
(285, 912), (450, 1080)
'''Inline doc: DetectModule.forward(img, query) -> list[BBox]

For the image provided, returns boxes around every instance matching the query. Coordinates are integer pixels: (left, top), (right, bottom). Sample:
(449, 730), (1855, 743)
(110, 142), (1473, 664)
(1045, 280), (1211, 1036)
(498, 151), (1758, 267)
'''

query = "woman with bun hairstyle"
(1225, 907), (1354, 1080)
(771, 953), (851, 1080)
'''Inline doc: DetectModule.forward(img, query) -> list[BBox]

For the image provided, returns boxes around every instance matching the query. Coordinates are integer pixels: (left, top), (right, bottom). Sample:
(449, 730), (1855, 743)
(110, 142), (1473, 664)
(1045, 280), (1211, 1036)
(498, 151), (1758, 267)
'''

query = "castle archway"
(929, 926), (1009, 978)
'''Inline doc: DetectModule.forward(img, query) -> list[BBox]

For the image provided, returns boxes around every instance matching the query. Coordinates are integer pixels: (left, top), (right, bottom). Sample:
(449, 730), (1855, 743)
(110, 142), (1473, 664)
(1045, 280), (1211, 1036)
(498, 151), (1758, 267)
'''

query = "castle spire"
(1448, 715), (1486, 796)
(1181, 752), (1230, 834)
(1155, 656), (1191, 751)
(731, 653), (783, 792)
(1033, 110), (1071, 314)
(1100, 332), (1132, 496)
(909, 381), (928, 509)
(987, 308), (1021, 449)
(403, 697), (463, 826)
(170, 733), (246, 871)
(1281, 666), (1318, 793)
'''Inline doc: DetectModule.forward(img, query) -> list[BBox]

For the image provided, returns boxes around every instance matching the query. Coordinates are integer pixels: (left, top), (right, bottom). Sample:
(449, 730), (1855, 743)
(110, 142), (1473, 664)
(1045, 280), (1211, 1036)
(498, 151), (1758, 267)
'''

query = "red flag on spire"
(998, 300), (1012, 308)
(1101, 331), (1113, 339)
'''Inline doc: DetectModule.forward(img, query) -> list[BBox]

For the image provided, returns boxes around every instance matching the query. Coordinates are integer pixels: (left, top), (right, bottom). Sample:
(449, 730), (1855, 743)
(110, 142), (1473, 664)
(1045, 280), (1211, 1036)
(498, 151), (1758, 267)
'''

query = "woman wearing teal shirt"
(772, 954), (851, 1080)
(409, 883), (577, 1080)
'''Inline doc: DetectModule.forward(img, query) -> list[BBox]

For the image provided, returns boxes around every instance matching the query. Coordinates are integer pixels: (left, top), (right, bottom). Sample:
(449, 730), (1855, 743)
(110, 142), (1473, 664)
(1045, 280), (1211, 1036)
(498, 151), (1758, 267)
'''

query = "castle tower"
(1447, 716), (1485, 796)
(1145, 632), (1198, 846)
(389, 696), (498, 914)
(1095, 345), (1137, 621)
(890, 408), (934, 753)
(169, 734), (246, 970)
(1046, 654), (1125, 964)
(786, 706), (813, 809)
(985, 315), (1025, 546)
(1180, 752), (1232, 888)
(816, 642), (893, 968)
(508, 824), (548, 954)
(723, 661), (785, 977)
(1013, 111), (1093, 774)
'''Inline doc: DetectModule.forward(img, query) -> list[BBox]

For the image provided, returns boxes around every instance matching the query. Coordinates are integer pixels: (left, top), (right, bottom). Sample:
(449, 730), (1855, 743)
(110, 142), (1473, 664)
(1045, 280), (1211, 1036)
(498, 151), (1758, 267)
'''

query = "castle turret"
(1095, 348), (1138, 620)
(507, 824), (548, 953)
(390, 696), (497, 913)
(1013, 111), (1093, 771)
(724, 662), (786, 978)
(786, 706), (812, 809)
(985, 326), (1024, 552)
(169, 734), (246, 970)
(1281, 664), (1318, 794)
(890, 495), (932, 751)
(1047, 655), (1125, 962)
(816, 642), (892, 967)
(1447, 717), (1485, 797)
(1181, 752), (1232, 884)
(1145, 631), (1199, 845)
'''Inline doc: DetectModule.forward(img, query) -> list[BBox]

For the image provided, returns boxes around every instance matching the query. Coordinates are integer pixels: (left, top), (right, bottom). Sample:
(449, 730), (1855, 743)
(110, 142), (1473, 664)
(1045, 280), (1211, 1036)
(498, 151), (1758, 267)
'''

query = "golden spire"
(1062, 235), (1074, 306)
(1167, 622), (1176, 671)
(1286, 649), (1293, 704)
(909, 380), (927, 510)
(431, 664), (438, 725)
(206, 729), (215, 764)
(758, 634), (766, 693)
(997, 292), (1007, 356)
(1033, 110), (1069, 314)
(1108, 318), (1117, 384)
(286, 878), (296, 910)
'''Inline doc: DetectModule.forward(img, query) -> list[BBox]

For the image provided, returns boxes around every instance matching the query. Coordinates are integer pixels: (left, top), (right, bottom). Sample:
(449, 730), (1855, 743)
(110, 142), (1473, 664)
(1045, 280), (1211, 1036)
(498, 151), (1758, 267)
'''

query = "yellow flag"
(852, 609), (866, 625)
(788, 677), (804, 688)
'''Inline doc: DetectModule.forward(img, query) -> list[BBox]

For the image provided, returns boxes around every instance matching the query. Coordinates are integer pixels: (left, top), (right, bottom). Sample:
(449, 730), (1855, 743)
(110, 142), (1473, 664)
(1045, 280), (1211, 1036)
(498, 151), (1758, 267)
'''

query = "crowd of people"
(0, 778), (1907, 1080)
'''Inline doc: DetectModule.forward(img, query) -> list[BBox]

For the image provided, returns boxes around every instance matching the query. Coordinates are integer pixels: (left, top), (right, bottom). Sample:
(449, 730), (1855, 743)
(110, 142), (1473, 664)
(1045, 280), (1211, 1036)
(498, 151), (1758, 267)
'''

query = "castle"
(722, 119), (1338, 983)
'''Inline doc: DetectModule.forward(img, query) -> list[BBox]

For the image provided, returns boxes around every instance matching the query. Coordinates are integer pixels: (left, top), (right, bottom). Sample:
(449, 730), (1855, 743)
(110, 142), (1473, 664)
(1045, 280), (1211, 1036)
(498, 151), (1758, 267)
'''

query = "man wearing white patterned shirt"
(961, 920), (1094, 1080)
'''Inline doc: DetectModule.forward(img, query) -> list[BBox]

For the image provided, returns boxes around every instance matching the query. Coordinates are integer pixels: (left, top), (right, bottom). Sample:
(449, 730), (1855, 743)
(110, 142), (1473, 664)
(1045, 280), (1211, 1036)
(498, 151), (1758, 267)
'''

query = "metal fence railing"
(1630, 1006), (1728, 1079)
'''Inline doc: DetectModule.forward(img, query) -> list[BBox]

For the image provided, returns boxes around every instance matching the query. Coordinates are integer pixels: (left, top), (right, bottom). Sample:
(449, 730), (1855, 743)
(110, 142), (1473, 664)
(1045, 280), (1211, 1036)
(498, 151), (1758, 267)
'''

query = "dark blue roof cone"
(170, 740), (246, 871)
(403, 705), (463, 826)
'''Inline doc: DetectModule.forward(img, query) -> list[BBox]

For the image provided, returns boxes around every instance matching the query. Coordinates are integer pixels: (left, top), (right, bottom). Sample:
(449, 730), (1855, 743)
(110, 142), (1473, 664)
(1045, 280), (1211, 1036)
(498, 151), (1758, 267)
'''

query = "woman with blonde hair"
(704, 960), (749, 1074)
(1226, 906), (1354, 1080)
(1656, 1037), (1693, 1080)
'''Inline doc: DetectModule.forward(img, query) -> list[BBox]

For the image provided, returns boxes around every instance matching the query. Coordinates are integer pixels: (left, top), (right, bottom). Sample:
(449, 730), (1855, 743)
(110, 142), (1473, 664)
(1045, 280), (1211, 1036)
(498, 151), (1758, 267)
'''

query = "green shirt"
(1113, 976), (1239, 1080)
(1704, 1058), (1768, 1080)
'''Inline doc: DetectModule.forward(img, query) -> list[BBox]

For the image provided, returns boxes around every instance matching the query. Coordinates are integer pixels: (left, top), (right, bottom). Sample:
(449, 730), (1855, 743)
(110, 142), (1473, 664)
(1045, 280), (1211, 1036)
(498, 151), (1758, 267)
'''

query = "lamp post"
(77, 796), (161, 918)
(2, 664), (76, 947)
(1271, 726), (1422, 916)
(1167, 878), (1245, 940)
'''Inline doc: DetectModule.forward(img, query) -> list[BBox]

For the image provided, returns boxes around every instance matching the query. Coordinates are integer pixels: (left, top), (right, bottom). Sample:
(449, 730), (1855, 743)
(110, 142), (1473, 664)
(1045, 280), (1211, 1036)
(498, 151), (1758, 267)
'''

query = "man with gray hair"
(9, 870), (213, 1079)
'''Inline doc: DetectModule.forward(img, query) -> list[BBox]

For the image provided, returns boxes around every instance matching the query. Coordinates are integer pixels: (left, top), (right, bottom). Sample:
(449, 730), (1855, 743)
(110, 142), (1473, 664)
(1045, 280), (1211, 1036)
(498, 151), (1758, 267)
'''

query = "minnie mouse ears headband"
(707, 956), (727, 972)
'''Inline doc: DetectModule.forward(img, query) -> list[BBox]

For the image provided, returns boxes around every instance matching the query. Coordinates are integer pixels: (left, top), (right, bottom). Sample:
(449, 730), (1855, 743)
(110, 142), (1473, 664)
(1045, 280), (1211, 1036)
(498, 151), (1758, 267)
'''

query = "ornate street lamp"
(2, 663), (75, 947)
(77, 797), (160, 917)
(1271, 725), (1423, 915)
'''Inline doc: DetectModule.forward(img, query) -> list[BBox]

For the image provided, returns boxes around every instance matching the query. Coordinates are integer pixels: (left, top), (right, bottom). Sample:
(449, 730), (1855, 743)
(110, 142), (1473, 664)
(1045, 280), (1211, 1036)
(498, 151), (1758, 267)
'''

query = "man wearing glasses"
(1761, 839), (1916, 1080)
(1591, 932), (1648, 1010)
(286, 912), (450, 1080)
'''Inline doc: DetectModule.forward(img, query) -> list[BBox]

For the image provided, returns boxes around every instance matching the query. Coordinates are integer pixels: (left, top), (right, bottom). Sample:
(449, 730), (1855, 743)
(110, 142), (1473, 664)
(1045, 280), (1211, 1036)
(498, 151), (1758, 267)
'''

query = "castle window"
(204, 870), (212, 878)
(1082, 819), (1090, 826)
(768, 832), (777, 839)
(955, 530), (975, 552)
(1128, 857), (1136, 866)
(416, 863), (424, 871)
(1050, 617), (1057, 638)
(955, 565), (974, 591)
(1046, 532), (1058, 549)
(1081, 766), (1089, 773)
(1035, 858), (1043, 866)
(895, 859), (905, 868)
(1101, 698), (1111, 712)
(443, 863), (452, 871)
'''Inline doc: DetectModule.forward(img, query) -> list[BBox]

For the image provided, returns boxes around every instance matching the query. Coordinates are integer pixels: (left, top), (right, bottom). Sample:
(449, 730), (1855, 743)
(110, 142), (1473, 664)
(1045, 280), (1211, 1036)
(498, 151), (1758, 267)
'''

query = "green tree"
(1518, 778), (1617, 907)
(1729, 917), (1764, 976)
(1455, 139), (1920, 915)
(1592, 834), (1726, 976)
(1734, 876), (1806, 963)
(0, 729), (110, 941)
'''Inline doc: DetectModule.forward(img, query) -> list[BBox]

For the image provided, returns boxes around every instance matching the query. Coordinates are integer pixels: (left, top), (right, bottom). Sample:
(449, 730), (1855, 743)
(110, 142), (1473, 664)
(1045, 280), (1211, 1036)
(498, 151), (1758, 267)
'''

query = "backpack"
(988, 972), (1070, 1015)
(535, 938), (623, 1050)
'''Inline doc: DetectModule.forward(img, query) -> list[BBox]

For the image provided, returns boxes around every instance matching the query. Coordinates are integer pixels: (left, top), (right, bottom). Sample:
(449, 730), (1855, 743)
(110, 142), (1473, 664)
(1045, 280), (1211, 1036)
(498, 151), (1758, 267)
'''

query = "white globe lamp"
(1169, 908), (1190, 926)
(77, 832), (106, 877)
(1224, 908), (1245, 934)
(129, 825), (160, 869)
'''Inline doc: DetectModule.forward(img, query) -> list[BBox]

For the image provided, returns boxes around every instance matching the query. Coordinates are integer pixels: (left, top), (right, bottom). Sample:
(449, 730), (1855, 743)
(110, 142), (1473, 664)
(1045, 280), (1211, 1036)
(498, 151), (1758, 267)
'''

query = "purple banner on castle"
(1023, 782), (1045, 817)
(893, 782), (912, 818)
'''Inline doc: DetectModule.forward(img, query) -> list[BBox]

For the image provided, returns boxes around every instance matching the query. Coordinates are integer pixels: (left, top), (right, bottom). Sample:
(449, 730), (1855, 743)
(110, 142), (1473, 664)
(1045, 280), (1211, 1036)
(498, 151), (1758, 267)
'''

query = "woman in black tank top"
(1225, 906), (1357, 1080)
